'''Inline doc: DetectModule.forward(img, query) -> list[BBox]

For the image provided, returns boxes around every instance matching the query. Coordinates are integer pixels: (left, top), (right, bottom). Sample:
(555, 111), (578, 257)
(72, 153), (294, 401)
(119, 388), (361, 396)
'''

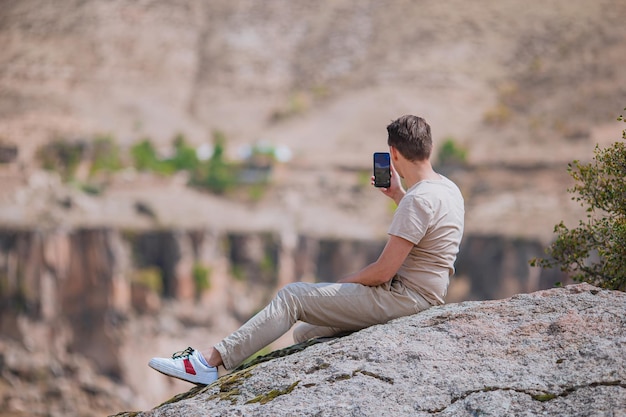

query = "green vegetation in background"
(247, 183), (267, 202)
(132, 267), (163, 294)
(437, 137), (468, 167)
(89, 135), (124, 177)
(37, 130), (276, 198)
(170, 134), (199, 172)
(248, 142), (278, 164)
(189, 131), (238, 194)
(192, 263), (211, 294)
(260, 253), (276, 276)
(131, 134), (202, 176)
(77, 182), (103, 195)
(37, 139), (119, 194)
(531, 108), (626, 291)
(230, 264), (245, 281)
(356, 170), (371, 189)
(37, 140), (85, 181)
(130, 138), (174, 175)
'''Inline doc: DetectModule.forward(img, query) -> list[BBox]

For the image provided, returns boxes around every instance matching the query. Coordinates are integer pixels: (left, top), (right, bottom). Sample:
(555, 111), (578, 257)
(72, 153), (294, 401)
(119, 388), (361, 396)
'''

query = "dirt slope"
(0, 0), (625, 239)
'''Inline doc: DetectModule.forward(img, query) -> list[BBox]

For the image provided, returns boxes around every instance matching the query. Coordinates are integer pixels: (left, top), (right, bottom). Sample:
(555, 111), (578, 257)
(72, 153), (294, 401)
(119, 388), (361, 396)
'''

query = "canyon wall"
(0, 227), (567, 377)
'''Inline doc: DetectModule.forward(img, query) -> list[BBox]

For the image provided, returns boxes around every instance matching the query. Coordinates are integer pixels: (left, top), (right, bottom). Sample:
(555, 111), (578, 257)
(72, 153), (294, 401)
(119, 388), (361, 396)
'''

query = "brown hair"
(386, 115), (432, 161)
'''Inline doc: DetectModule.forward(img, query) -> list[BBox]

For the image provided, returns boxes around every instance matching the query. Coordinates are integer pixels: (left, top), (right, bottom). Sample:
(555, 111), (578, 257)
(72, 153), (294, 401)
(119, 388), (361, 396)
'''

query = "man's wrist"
(394, 190), (406, 204)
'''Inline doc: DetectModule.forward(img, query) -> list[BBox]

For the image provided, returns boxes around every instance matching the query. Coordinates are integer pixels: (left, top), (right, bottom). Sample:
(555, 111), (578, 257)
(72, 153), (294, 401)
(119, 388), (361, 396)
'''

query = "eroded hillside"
(1, 0), (625, 239)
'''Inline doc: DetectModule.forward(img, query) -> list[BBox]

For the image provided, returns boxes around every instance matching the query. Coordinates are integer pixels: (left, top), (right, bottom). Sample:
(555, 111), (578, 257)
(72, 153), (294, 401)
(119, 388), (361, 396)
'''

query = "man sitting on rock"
(148, 114), (465, 384)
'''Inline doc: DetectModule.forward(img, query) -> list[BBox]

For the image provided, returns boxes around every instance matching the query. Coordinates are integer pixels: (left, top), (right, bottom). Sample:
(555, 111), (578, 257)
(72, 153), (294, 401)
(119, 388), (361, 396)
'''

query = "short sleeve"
(387, 194), (432, 245)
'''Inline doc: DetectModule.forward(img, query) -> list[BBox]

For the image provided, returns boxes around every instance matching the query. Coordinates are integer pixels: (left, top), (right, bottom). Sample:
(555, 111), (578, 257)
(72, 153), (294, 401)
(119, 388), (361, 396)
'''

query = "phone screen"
(373, 152), (391, 188)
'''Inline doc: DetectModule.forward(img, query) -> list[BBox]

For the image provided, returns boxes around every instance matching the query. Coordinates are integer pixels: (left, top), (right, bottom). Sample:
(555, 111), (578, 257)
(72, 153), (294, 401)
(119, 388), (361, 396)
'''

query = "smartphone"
(373, 152), (391, 188)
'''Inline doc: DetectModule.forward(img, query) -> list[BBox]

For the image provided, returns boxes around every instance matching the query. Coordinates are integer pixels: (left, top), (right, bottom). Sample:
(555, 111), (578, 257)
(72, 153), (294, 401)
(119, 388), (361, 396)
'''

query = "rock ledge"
(113, 284), (626, 417)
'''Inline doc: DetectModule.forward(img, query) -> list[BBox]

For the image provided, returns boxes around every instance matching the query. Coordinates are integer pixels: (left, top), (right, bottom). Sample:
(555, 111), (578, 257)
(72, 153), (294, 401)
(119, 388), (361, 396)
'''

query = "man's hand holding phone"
(372, 152), (405, 205)
(373, 164), (405, 204)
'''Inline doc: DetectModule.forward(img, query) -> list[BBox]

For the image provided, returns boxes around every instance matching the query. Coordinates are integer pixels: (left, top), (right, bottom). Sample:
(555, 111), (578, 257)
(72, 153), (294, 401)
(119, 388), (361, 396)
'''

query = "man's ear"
(390, 146), (399, 161)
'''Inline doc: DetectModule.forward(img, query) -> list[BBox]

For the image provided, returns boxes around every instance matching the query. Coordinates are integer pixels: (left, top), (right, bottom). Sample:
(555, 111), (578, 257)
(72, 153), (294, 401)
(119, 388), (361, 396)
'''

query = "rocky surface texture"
(112, 284), (626, 417)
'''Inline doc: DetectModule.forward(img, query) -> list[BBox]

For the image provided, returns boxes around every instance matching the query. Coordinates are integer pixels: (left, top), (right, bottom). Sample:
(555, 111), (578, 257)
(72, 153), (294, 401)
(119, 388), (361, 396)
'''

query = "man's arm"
(337, 234), (413, 286)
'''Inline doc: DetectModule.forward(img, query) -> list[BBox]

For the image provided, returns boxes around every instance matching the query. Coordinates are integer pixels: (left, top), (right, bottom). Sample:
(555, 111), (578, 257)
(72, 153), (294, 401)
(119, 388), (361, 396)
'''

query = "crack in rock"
(428, 380), (625, 413)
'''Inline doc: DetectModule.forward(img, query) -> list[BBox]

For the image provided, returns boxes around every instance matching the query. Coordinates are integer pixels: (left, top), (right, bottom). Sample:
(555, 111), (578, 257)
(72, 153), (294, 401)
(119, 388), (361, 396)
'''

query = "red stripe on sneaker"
(183, 358), (196, 375)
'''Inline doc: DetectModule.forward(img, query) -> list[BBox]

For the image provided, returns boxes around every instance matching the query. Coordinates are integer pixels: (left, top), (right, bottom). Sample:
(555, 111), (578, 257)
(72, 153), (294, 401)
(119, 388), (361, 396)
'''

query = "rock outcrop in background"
(0, 228), (567, 370)
(112, 284), (626, 417)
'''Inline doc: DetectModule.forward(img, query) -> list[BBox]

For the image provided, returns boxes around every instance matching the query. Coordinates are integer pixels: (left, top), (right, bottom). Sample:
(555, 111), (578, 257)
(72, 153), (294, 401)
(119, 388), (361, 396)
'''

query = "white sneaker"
(149, 347), (218, 385)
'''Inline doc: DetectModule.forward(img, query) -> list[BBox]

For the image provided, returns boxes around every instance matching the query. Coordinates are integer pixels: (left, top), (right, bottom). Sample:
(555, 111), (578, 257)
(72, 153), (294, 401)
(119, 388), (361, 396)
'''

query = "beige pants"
(214, 278), (431, 370)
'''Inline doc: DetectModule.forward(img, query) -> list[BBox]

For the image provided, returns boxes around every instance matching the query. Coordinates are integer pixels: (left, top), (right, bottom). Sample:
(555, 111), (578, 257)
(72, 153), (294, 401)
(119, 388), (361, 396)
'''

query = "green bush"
(531, 108), (626, 291)
(131, 134), (201, 175)
(437, 138), (468, 167)
(170, 134), (199, 172)
(189, 131), (238, 194)
(130, 139), (174, 175)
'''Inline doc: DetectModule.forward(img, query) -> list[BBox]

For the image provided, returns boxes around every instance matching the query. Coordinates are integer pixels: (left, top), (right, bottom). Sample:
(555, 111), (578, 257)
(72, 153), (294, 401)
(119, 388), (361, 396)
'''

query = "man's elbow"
(367, 260), (397, 286)
(372, 271), (395, 286)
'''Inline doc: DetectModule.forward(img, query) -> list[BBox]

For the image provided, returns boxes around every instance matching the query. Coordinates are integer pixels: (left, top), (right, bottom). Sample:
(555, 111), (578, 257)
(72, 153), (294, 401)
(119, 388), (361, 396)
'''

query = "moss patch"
(532, 393), (557, 402)
(245, 381), (300, 405)
(206, 369), (254, 405)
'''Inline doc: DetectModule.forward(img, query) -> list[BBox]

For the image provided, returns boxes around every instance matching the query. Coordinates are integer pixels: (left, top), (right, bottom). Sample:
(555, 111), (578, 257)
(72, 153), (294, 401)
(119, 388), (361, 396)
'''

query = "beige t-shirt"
(387, 175), (464, 305)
